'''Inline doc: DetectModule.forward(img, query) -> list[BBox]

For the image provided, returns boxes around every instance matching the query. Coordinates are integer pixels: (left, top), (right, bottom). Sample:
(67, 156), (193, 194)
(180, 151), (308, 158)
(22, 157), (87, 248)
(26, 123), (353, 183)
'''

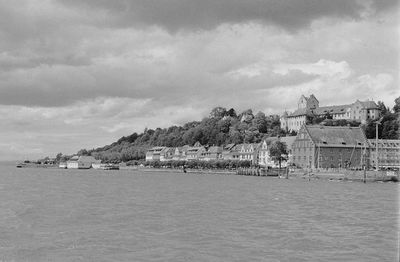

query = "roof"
(70, 155), (79, 161)
(280, 136), (296, 148)
(289, 108), (309, 117)
(160, 147), (174, 154)
(309, 94), (319, 102)
(359, 100), (379, 109)
(148, 147), (166, 152)
(208, 146), (222, 153)
(314, 104), (350, 115)
(223, 143), (236, 150)
(305, 126), (368, 146)
(187, 146), (204, 153)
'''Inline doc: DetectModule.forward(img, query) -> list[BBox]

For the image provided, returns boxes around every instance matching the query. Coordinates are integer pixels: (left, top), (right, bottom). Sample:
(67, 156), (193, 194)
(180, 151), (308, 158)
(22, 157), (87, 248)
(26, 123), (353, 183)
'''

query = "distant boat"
(104, 164), (119, 170)
(92, 163), (119, 170)
(16, 163), (26, 168)
(59, 162), (67, 169)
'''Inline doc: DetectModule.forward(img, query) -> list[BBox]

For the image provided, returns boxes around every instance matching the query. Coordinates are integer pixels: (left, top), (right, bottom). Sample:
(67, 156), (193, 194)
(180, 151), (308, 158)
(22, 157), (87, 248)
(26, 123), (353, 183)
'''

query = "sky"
(0, 0), (399, 161)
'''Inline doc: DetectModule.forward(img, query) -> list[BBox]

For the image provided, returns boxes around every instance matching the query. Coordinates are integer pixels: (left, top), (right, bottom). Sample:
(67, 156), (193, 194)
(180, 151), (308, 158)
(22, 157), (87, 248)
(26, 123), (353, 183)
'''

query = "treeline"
(79, 107), (287, 163)
(363, 98), (400, 140)
(70, 97), (399, 163)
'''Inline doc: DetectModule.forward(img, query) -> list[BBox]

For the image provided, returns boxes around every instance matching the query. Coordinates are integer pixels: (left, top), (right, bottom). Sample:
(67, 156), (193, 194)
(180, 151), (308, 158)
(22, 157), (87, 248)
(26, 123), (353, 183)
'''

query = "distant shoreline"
(10, 163), (399, 183)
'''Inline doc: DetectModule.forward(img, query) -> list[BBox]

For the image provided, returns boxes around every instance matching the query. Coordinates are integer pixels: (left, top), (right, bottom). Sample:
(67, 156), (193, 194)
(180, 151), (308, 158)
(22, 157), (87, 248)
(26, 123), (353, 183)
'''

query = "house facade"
(292, 125), (369, 169)
(160, 147), (175, 162)
(186, 143), (206, 161)
(66, 156), (101, 169)
(145, 147), (167, 161)
(201, 146), (223, 161)
(239, 143), (259, 164)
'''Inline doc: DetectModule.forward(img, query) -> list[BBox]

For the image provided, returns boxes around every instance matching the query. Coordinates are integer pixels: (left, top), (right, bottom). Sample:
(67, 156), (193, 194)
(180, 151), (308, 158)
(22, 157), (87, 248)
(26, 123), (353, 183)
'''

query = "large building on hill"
(291, 125), (369, 169)
(280, 94), (380, 132)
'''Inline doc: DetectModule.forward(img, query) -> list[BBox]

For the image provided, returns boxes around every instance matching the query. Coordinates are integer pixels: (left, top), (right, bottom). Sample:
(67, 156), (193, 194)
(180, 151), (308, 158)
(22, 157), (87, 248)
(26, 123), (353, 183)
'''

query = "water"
(0, 164), (398, 261)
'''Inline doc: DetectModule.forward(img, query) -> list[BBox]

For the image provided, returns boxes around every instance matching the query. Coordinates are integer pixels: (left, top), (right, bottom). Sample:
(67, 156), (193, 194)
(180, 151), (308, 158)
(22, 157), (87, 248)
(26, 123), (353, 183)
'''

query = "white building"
(66, 156), (100, 169)
(281, 95), (380, 132)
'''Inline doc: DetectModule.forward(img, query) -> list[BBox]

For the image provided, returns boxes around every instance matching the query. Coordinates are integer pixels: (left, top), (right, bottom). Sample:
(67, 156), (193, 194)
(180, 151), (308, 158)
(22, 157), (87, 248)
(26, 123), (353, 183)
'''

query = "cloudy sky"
(0, 0), (398, 160)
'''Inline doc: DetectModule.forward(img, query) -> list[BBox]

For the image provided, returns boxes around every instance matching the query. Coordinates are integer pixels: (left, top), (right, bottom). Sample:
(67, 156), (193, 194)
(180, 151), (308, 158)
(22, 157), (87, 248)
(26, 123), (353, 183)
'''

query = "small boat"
(16, 163), (26, 168)
(103, 164), (119, 170)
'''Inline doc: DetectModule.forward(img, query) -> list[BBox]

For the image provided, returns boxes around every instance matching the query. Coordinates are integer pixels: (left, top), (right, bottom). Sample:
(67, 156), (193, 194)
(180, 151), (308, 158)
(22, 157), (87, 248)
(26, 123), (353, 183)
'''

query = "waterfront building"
(145, 147), (166, 161)
(239, 143), (259, 164)
(66, 155), (101, 169)
(257, 136), (296, 168)
(160, 147), (175, 162)
(368, 139), (400, 169)
(280, 95), (380, 132)
(172, 146), (189, 161)
(221, 144), (241, 161)
(201, 146), (223, 161)
(292, 125), (369, 169)
(186, 142), (206, 161)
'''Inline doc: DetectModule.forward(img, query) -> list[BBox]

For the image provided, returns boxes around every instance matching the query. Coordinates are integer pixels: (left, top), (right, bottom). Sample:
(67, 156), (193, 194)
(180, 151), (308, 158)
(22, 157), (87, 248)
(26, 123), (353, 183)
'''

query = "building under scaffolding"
(368, 139), (400, 169)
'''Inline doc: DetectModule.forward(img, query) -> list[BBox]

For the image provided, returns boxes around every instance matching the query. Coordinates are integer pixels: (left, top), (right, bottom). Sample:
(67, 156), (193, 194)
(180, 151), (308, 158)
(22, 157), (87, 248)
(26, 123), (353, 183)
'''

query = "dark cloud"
(57, 0), (397, 31)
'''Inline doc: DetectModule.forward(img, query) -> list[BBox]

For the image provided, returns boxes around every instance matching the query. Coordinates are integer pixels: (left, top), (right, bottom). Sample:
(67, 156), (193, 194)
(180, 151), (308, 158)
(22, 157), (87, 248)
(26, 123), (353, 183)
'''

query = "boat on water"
(16, 163), (27, 168)
(103, 164), (119, 170)
(92, 163), (119, 170)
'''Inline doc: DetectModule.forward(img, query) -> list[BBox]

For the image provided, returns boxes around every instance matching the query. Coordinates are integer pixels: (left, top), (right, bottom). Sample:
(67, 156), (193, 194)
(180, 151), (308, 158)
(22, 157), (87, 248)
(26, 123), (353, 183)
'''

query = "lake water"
(0, 164), (398, 261)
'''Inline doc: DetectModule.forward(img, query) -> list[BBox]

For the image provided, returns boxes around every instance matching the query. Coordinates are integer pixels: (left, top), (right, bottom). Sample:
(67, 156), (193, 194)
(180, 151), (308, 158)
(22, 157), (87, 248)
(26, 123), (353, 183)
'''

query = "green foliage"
(363, 97), (400, 140)
(269, 141), (288, 169)
(393, 97), (400, 113)
(75, 107), (290, 163)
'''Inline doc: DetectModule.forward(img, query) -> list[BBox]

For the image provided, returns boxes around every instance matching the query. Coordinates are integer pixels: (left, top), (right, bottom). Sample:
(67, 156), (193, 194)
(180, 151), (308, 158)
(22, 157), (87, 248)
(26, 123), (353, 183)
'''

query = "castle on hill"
(280, 94), (380, 132)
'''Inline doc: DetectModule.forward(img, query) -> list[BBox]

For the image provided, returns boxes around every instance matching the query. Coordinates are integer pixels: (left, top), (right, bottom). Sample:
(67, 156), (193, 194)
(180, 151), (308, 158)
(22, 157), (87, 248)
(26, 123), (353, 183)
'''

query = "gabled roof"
(148, 146), (166, 152)
(359, 100), (378, 109)
(160, 147), (174, 154)
(193, 141), (202, 147)
(314, 104), (350, 115)
(70, 155), (79, 161)
(223, 143), (236, 151)
(187, 146), (205, 153)
(289, 108), (309, 117)
(309, 94), (319, 102)
(305, 126), (368, 146)
(208, 146), (222, 153)
(280, 136), (296, 149)
(232, 144), (244, 152)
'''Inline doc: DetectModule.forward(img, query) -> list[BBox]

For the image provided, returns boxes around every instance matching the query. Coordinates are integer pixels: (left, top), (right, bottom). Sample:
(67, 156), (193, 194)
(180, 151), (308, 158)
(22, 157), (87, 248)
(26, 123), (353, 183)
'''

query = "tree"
(226, 108), (237, 118)
(393, 96), (400, 113)
(269, 141), (288, 173)
(209, 107), (227, 119)
(239, 109), (254, 123)
(77, 149), (89, 156)
(253, 111), (268, 133)
(377, 101), (389, 115)
(55, 152), (63, 162)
